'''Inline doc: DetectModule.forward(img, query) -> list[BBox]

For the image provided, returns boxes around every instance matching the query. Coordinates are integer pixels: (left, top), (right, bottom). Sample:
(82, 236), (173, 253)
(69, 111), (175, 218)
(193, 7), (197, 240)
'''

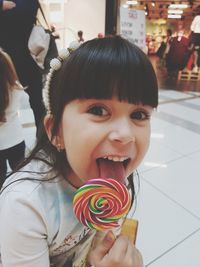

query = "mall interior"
(2, 0), (200, 266)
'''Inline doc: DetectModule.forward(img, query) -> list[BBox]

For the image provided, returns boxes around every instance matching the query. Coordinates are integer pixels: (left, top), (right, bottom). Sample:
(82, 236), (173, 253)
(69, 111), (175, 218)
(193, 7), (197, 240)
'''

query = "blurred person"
(50, 24), (60, 40)
(77, 30), (84, 43)
(190, 5), (200, 72)
(156, 36), (167, 67)
(165, 30), (189, 75)
(97, 32), (104, 38)
(0, 48), (26, 188)
(0, 0), (15, 10)
(161, 29), (173, 70)
(164, 29), (173, 56)
(68, 30), (84, 53)
(0, 0), (45, 134)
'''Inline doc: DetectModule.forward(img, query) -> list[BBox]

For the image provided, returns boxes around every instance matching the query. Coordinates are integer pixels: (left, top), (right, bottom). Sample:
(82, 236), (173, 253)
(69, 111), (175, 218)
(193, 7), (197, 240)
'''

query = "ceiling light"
(144, 162), (167, 168)
(126, 1), (138, 5)
(169, 4), (188, 9)
(168, 14), (182, 18)
(168, 9), (183, 14)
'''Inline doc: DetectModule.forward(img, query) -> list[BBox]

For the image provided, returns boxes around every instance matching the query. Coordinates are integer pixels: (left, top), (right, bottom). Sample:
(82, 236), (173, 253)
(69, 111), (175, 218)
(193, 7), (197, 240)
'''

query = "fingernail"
(104, 231), (115, 243)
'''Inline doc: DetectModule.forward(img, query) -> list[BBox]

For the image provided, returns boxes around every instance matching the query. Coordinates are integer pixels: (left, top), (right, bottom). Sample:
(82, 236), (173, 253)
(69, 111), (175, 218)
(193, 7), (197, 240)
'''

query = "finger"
(9, 2), (16, 8)
(125, 244), (144, 267)
(94, 231), (115, 257)
(135, 248), (144, 266)
(3, 2), (16, 11)
(89, 231), (115, 264)
(108, 235), (129, 260)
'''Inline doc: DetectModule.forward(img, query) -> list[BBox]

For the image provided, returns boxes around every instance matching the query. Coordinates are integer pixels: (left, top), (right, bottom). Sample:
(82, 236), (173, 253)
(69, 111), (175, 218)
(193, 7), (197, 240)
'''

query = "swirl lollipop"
(73, 178), (131, 231)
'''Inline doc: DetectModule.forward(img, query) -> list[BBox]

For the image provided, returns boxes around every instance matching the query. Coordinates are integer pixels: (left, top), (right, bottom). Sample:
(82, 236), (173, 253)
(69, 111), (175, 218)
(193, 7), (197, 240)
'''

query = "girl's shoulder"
(12, 80), (26, 91)
(9, 81), (26, 100)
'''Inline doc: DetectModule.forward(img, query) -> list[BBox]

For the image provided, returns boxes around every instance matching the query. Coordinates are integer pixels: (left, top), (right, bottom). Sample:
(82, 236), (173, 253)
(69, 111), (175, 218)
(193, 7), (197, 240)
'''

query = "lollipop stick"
(120, 218), (138, 244)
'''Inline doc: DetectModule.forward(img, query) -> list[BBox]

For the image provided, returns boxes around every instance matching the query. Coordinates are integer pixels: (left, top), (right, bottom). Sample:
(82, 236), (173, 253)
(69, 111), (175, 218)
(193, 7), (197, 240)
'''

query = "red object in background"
(187, 52), (195, 70)
(97, 33), (104, 38)
(166, 36), (190, 71)
(177, 20), (184, 31)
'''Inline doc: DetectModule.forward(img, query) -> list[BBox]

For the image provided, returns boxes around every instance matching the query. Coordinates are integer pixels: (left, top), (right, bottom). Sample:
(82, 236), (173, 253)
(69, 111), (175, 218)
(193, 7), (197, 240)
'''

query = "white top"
(0, 85), (26, 150)
(0, 160), (96, 267)
(0, 158), (131, 267)
(191, 15), (200, 33)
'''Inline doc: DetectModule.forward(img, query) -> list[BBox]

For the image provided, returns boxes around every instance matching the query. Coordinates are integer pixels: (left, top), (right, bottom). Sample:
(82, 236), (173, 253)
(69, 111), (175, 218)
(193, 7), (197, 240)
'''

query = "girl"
(0, 36), (158, 267)
(77, 30), (84, 43)
(0, 48), (26, 188)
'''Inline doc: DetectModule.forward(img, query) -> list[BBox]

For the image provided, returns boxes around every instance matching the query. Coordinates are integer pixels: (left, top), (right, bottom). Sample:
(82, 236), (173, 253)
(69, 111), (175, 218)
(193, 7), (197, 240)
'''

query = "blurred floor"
(17, 84), (200, 267)
(134, 89), (200, 267)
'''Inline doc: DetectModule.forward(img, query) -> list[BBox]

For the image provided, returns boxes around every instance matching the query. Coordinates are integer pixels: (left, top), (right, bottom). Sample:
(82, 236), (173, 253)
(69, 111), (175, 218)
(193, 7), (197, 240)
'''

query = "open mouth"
(96, 157), (130, 183)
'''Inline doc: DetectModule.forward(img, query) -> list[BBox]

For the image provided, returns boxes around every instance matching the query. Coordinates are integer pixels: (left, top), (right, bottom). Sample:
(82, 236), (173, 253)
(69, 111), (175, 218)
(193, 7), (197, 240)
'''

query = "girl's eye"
(87, 106), (109, 116)
(131, 110), (150, 121)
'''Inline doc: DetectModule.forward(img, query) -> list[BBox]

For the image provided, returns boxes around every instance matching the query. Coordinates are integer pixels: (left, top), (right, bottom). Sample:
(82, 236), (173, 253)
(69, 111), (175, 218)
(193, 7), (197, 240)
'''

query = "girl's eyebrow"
(77, 99), (110, 104)
(134, 104), (153, 108)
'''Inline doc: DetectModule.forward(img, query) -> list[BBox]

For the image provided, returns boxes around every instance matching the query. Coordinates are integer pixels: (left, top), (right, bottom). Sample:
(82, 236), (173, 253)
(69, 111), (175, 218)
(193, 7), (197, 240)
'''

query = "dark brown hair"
(1, 36), (158, 206)
(5, 35), (158, 181)
(0, 48), (18, 122)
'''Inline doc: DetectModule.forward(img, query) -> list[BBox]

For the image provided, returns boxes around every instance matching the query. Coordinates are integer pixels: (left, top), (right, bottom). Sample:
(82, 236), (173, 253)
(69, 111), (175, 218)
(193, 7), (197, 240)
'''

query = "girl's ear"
(44, 115), (54, 143)
(43, 115), (65, 149)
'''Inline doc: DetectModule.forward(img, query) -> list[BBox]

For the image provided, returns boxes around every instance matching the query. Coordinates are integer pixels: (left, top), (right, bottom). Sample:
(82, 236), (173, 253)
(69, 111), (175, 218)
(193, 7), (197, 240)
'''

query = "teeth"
(103, 156), (128, 162)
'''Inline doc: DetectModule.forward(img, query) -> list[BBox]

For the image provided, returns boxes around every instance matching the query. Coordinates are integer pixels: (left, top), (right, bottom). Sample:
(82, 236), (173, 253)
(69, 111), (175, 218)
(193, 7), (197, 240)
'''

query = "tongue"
(98, 158), (125, 183)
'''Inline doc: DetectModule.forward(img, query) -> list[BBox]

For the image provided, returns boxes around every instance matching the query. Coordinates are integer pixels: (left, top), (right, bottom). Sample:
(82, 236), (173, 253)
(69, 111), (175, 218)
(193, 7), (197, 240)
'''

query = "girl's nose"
(108, 120), (136, 145)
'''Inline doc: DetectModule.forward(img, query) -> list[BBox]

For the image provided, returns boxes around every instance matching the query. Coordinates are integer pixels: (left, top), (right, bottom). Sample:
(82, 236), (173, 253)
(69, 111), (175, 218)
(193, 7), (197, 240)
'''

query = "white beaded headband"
(42, 49), (70, 114)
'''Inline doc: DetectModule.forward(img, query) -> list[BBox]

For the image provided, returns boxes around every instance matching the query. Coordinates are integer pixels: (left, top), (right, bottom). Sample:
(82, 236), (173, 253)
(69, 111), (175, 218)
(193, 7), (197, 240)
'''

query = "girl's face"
(59, 97), (153, 188)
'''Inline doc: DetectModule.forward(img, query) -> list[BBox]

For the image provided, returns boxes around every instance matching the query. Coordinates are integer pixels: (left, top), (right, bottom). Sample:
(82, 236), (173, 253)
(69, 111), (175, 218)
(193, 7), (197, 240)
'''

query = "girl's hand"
(89, 231), (143, 267)
(2, 1), (16, 11)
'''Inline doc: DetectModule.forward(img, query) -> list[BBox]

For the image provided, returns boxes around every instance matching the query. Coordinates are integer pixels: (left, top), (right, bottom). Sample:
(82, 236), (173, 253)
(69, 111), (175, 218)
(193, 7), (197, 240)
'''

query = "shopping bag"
(29, 1), (58, 71)
(28, 24), (50, 69)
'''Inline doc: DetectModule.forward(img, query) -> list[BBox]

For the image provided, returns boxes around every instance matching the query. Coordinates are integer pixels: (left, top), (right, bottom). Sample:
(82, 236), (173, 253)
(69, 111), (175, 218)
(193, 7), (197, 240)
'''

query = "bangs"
(52, 36), (158, 118)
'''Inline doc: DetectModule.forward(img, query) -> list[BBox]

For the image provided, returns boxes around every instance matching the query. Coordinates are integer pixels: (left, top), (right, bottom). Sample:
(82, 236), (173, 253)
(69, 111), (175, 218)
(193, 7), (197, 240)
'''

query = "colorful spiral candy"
(73, 178), (131, 231)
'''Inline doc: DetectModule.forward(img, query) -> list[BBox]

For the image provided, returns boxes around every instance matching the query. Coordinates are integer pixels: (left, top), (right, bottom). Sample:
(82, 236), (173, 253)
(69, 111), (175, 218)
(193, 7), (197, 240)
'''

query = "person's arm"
(0, 0), (16, 11)
(0, 191), (50, 267)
